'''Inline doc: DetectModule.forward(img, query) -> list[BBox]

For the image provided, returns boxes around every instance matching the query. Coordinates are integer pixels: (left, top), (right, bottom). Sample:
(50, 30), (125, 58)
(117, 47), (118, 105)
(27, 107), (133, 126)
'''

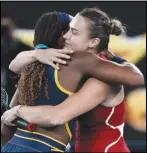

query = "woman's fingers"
(51, 57), (67, 64)
(58, 49), (74, 54)
(48, 62), (60, 70)
(7, 120), (16, 126)
(4, 122), (16, 126)
(1, 114), (15, 126)
(56, 53), (70, 59)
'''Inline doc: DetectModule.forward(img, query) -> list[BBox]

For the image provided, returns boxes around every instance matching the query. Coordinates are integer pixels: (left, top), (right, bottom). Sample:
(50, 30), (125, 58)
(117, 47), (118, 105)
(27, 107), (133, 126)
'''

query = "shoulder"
(72, 52), (98, 60)
(71, 52), (101, 67)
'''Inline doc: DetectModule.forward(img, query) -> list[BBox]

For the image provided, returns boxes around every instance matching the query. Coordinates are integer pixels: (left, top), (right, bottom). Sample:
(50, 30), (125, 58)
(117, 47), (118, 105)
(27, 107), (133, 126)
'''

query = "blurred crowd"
(1, 17), (32, 101)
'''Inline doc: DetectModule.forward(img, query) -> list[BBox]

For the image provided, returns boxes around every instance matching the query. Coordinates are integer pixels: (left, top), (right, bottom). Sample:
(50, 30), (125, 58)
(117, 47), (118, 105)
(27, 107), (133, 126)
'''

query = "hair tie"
(35, 44), (48, 49)
(58, 12), (70, 25)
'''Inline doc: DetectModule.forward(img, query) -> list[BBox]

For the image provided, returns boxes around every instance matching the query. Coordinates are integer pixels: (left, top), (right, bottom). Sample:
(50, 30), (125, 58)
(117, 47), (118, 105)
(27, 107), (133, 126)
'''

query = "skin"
(8, 14), (144, 86)
(1, 13), (144, 148)
(1, 89), (19, 146)
(9, 48), (74, 72)
(63, 14), (97, 52)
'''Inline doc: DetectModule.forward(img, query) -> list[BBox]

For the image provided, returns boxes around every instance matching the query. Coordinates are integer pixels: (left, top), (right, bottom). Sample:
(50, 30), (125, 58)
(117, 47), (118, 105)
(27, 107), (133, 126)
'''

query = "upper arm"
(9, 50), (36, 74)
(55, 78), (109, 124)
(77, 53), (144, 86)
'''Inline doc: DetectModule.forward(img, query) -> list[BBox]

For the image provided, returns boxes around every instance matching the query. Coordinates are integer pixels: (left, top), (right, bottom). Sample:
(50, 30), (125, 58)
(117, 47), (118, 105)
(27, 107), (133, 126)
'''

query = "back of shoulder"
(71, 52), (98, 68)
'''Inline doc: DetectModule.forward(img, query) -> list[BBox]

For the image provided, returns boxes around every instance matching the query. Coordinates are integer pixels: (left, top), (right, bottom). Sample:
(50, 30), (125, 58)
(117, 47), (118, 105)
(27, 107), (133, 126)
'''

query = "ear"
(88, 38), (100, 48)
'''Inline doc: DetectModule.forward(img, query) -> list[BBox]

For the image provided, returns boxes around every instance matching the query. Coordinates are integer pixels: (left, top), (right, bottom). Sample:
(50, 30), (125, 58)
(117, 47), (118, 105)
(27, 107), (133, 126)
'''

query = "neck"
(87, 48), (96, 54)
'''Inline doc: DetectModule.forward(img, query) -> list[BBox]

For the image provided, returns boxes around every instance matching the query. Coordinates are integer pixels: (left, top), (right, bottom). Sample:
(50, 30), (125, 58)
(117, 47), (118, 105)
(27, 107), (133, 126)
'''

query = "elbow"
(9, 61), (19, 73)
(8, 62), (13, 71)
(124, 64), (145, 86)
(135, 75), (145, 85)
(129, 74), (145, 86)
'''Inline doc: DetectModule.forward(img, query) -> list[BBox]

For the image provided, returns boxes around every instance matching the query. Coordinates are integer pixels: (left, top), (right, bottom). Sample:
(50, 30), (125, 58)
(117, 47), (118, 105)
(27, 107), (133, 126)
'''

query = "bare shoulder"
(71, 52), (100, 67)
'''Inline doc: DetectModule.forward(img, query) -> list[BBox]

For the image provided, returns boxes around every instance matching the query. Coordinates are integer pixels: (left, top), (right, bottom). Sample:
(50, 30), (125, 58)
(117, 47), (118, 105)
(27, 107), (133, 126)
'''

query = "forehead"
(69, 14), (89, 31)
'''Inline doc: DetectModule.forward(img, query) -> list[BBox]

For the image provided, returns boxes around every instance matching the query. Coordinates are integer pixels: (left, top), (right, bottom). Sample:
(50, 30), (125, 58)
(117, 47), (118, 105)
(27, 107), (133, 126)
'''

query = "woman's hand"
(9, 48), (74, 73)
(1, 105), (21, 126)
(33, 48), (74, 70)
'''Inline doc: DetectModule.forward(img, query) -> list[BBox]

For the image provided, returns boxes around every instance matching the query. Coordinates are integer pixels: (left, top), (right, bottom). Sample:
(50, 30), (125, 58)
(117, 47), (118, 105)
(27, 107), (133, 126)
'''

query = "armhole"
(65, 123), (72, 140)
(54, 64), (73, 96)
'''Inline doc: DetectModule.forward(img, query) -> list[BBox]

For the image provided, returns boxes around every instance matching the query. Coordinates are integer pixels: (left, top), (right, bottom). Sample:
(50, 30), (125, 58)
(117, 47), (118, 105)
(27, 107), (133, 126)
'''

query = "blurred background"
(1, 1), (146, 152)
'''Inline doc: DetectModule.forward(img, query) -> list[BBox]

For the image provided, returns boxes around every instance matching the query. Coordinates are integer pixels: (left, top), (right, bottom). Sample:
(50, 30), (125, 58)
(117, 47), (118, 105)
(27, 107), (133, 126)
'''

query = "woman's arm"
(9, 48), (144, 86)
(9, 49), (73, 73)
(1, 89), (19, 146)
(2, 78), (109, 127)
(76, 52), (144, 86)
(9, 50), (36, 73)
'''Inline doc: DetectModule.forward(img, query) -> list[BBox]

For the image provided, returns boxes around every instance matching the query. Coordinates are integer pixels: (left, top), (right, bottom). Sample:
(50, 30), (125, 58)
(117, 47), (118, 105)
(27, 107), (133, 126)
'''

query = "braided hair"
(18, 12), (71, 106)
